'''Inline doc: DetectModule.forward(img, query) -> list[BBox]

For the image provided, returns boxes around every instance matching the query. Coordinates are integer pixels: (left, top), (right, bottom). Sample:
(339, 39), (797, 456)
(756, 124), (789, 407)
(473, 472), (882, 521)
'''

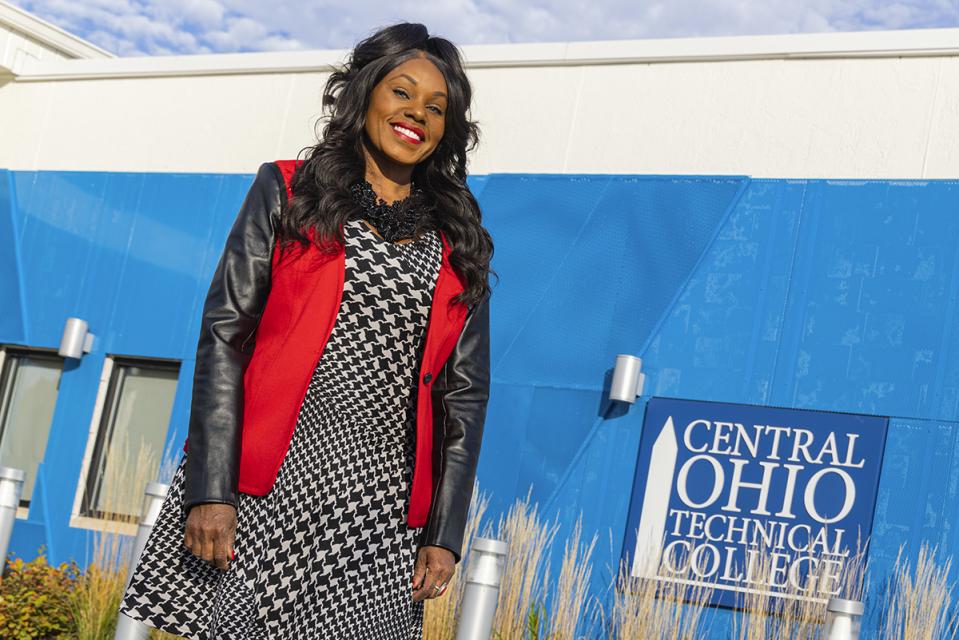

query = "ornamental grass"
(878, 542), (959, 640)
(11, 454), (959, 639)
(69, 430), (180, 640)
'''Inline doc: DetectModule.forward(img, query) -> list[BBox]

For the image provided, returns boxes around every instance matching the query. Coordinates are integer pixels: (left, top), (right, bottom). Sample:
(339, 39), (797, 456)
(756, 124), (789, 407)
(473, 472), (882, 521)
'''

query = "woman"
(118, 22), (494, 639)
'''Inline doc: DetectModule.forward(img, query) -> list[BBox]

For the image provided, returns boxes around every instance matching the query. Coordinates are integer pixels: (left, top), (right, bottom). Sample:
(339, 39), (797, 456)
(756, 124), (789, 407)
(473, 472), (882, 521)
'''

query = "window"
(78, 356), (180, 521)
(0, 347), (63, 510)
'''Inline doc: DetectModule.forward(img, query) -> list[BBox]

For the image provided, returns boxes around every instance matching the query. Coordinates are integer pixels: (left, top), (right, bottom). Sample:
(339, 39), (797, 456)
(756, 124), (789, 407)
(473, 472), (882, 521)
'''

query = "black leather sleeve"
(419, 287), (491, 564)
(182, 162), (284, 513)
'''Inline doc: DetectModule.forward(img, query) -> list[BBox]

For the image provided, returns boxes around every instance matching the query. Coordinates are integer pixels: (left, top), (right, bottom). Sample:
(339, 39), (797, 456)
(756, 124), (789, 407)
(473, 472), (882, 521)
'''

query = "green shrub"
(0, 546), (80, 639)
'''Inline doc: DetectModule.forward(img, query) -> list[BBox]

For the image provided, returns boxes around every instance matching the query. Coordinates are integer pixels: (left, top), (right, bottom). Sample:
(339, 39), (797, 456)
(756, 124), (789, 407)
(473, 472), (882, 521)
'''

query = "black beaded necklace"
(348, 179), (426, 243)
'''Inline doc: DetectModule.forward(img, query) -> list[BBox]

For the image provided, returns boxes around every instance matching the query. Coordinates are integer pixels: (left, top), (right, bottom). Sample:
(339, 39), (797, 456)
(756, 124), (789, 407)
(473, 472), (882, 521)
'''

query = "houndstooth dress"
(118, 217), (442, 639)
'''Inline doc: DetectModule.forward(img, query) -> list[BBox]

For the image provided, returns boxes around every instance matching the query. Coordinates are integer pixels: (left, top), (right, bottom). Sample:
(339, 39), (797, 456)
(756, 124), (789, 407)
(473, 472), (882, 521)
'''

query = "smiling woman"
(279, 24), (494, 304)
(365, 58), (448, 165)
(117, 21), (495, 640)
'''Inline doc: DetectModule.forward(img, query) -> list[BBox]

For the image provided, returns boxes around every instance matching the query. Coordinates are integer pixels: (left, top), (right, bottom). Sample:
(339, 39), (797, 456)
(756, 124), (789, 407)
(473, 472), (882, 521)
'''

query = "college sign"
(621, 397), (888, 607)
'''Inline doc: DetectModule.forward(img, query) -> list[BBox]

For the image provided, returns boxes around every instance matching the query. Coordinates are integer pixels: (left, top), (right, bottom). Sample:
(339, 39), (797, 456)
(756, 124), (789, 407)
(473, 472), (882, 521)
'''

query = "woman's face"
(363, 55), (448, 171)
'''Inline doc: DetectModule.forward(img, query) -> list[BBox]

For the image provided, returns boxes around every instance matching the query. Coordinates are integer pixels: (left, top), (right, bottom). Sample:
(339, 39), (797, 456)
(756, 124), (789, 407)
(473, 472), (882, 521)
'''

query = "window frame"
(70, 354), (180, 532)
(0, 345), (64, 520)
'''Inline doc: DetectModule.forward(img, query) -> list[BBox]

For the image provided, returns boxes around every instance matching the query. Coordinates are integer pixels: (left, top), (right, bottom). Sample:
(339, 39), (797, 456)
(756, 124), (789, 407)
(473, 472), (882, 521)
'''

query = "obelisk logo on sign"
(631, 416), (678, 578)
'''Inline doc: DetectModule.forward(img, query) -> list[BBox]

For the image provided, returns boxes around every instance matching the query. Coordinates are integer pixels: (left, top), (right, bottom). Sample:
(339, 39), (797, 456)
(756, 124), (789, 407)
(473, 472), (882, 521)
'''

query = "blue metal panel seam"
(540, 177), (751, 515)
(740, 181), (789, 398)
(929, 212), (959, 417)
(489, 175), (614, 376)
(766, 180), (811, 405)
(636, 176), (751, 357)
(6, 170), (30, 343)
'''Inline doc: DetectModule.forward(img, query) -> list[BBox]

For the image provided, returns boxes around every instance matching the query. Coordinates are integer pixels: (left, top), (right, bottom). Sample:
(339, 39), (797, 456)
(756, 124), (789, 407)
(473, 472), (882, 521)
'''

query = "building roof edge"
(0, 0), (114, 62)
(12, 25), (959, 82)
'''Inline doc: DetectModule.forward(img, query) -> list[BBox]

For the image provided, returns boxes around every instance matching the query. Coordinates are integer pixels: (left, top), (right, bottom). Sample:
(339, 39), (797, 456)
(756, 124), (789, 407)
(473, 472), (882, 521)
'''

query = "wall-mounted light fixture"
(59, 317), (95, 359)
(609, 354), (645, 404)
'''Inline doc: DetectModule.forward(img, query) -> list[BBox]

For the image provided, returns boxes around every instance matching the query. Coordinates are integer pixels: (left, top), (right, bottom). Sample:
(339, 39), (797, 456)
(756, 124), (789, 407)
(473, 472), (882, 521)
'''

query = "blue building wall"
(3, 168), (958, 636)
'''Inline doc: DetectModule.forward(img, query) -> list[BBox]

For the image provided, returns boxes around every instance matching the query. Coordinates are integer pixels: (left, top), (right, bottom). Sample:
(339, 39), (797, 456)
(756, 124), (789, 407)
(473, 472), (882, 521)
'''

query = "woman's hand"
(184, 503), (237, 571)
(411, 545), (455, 602)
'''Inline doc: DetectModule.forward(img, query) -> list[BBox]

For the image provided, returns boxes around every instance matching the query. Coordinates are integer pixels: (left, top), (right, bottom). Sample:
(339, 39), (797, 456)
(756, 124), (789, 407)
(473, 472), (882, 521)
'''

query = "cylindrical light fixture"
(456, 537), (508, 640)
(825, 597), (864, 640)
(59, 317), (95, 359)
(115, 481), (169, 640)
(0, 466), (25, 568)
(610, 354), (645, 403)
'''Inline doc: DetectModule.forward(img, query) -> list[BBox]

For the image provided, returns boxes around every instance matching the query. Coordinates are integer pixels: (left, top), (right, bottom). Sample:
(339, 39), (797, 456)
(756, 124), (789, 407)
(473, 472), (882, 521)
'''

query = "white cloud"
(11, 0), (304, 55)
(226, 0), (959, 46)
(10, 0), (959, 56)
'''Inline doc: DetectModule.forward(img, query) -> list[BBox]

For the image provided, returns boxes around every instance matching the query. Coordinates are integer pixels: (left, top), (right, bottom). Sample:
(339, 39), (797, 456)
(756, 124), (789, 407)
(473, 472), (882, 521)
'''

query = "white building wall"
(0, 27), (958, 178)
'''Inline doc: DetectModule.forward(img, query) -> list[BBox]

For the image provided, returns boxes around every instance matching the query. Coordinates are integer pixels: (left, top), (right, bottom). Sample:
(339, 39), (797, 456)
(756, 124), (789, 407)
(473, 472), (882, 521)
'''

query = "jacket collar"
(273, 158), (465, 291)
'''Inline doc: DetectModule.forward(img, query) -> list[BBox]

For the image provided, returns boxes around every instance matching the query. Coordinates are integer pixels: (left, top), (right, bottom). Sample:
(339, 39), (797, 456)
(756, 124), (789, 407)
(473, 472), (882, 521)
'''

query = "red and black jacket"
(181, 161), (491, 563)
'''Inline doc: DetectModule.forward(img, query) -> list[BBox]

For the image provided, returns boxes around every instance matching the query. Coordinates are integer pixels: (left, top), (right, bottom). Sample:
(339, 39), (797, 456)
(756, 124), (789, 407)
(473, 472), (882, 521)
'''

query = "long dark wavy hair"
(278, 22), (496, 308)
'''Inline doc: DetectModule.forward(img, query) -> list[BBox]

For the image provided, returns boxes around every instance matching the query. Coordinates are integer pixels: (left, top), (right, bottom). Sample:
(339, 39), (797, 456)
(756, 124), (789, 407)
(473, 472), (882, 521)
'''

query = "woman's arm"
(182, 162), (283, 513)
(420, 287), (492, 564)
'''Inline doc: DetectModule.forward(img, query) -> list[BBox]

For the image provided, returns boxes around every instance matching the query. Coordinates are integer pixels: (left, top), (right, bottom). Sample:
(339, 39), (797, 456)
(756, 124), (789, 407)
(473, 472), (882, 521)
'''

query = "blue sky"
(11, 0), (959, 56)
